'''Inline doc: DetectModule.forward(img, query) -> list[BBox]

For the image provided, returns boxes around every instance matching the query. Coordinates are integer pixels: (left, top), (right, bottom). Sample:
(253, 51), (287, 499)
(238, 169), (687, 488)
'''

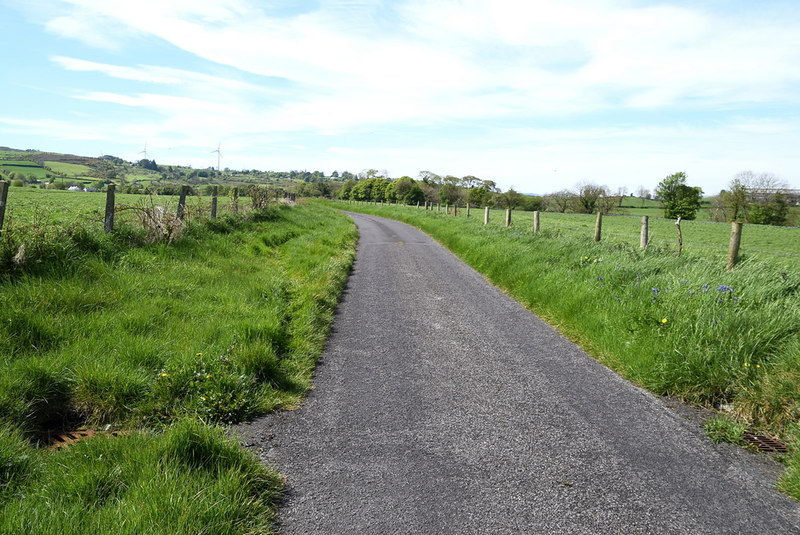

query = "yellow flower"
(196, 352), (204, 357)
(660, 318), (668, 324)
(756, 364), (761, 368)
(200, 396), (206, 401)
(743, 362), (751, 367)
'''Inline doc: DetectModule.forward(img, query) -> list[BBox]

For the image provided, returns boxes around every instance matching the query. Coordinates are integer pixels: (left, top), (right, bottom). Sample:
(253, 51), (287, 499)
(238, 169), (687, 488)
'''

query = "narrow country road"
(237, 212), (800, 534)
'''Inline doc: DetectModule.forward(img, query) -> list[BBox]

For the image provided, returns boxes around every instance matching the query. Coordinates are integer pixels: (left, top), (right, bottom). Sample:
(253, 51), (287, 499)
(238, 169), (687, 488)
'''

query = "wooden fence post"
(640, 216), (649, 248)
(211, 186), (218, 219)
(176, 185), (189, 221)
(727, 221), (743, 269)
(533, 211), (540, 233)
(0, 180), (9, 234)
(437, 204), (441, 213)
(505, 208), (511, 227)
(675, 217), (683, 256)
(104, 183), (115, 232)
(466, 203), (471, 217)
(484, 206), (489, 225)
(593, 212), (602, 241)
(454, 204), (458, 217)
(233, 187), (239, 214)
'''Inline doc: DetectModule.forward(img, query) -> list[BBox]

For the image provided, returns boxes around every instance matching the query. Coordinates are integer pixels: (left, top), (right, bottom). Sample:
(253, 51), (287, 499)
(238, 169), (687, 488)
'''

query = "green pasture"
(0, 187), (240, 229)
(44, 161), (93, 176)
(0, 161), (50, 180)
(332, 200), (800, 501)
(444, 205), (800, 267)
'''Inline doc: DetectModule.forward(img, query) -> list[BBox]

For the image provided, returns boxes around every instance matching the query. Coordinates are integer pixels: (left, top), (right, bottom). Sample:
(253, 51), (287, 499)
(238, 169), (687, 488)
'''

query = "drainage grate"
(46, 430), (124, 450)
(742, 432), (788, 453)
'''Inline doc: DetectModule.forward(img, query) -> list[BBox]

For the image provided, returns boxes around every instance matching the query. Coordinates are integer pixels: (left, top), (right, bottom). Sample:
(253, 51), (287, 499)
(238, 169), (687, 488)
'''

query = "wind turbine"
(139, 142), (149, 161)
(211, 142), (222, 177)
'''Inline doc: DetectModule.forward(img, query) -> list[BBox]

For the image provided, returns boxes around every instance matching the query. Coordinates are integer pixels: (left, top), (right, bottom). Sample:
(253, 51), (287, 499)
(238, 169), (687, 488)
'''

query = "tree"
(655, 172), (703, 220)
(467, 186), (493, 207)
(338, 179), (357, 200)
(418, 170), (442, 186)
(389, 177), (415, 203)
(438, 182), (461, 205)
(545, 189), (572, 212)
(494, 188), (523, 210)
(461, 175), (481, 188)
(574, 182), (608, 213)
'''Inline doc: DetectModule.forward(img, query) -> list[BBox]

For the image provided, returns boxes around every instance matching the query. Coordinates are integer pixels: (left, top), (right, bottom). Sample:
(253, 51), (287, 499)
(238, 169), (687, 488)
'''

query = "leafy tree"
(467, 186), (493, 207)
(389, 177), (416, 203)
(418, 170), (442, 186)
(338, 179), (357, 200)
(404, 183), (425, 205)
(461, 175), (481, 188)
(438, 182), (461, 205)
(655, 172), (703, 220)
(494, 188), (523, 210)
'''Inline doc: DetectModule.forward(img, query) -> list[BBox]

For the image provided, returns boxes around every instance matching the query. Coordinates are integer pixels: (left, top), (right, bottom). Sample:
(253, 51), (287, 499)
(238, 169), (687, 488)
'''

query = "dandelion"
(196, 352), (204, 357)
(160, 372), (169, 377)
(743, 362), (751, 367)
(200, 396), (206, 401)
(660, 318), (668, 324)
(756, 364), (761, 368)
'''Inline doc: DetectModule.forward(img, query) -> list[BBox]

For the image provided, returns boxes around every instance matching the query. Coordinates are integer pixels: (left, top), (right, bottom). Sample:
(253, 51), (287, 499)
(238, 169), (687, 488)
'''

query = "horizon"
(1, 0), (799, 195)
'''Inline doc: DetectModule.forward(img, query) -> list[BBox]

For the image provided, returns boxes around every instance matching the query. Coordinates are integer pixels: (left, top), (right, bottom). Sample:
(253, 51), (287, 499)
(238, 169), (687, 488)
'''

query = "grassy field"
(333, 200), (800, 501)
(1, 187), (239, 229)
(442, 204), (799, 268)
(0, 200), (358, 533)
(43, 161), (94, 176)
(0, 161), (51, 180)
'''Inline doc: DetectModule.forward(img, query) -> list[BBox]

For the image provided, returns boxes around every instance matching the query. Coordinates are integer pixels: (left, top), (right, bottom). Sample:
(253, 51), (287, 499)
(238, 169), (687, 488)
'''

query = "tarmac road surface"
(237, 211), (800, 534)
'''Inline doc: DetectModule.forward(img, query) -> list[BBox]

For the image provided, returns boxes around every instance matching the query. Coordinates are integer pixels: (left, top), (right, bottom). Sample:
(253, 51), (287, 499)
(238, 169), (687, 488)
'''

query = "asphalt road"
(237, 211), (800, 534)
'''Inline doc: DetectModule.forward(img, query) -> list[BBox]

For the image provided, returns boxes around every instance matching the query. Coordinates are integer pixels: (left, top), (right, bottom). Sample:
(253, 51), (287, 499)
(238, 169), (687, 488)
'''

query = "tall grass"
(332, 201), (800, 500)
(0, 202), (357, 532)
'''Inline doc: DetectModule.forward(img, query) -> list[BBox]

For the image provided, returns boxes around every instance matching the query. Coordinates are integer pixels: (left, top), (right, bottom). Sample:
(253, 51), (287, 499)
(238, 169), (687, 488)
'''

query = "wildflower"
(756, 364), (761, 368)
(196, 352), (204, 357)
(688, 291), (695, 296)
(702, 284), (710, 292)
(717, 285), (732, 292)
(160, 372), (169, 377)
(597, 277), (604, 281)
(206, 374), (212, 379)
(660, 318), (668, 324)
(200, 396), (206, 401)
(743, 362), (751, 367)
(651, 287), (659, 293)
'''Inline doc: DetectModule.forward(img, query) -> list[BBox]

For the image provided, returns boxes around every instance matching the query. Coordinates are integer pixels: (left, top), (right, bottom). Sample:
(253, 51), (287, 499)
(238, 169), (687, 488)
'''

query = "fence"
(344, 199), (800, 269)
(0, 182), (297, 236)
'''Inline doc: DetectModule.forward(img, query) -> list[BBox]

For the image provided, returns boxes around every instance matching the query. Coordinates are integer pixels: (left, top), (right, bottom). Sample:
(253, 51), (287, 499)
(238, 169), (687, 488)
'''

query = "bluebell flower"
(651, 287), (659, 293)
(717, 285), (732, 292)
(702, 284), (709, 292)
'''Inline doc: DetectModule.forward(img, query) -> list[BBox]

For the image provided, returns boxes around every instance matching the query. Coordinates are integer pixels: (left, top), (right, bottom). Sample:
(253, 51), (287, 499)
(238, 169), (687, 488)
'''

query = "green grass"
(334, 200), (800, 500)
(0, 161), (50, 180)
(0, 201), (358, 532)
(43, 161), (94, 176)
(1, 187), (239, 228)
(448, 205), (799, 268)
(0, 420), (282, 534)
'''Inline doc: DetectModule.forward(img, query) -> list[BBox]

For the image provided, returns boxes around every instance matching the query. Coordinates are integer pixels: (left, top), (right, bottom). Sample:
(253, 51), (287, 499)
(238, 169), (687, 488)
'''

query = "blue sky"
(1, 0), (799, 194)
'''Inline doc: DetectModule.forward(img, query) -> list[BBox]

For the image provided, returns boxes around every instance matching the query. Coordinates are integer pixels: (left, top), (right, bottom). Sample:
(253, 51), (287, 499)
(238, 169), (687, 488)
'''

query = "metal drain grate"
(46, 430), (123, 450)
(742, 432), (788, 453)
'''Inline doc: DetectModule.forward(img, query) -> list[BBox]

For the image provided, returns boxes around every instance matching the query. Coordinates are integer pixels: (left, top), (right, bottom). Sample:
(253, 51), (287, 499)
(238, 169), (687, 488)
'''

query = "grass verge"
(0, 202), (358, 533)
(331, 200), (800, 501)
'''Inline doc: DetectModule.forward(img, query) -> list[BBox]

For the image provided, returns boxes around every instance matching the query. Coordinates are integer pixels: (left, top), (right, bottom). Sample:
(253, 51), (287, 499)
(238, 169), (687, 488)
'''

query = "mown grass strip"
(0, 202), (358, 533)
(331, 200), (800, 501)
